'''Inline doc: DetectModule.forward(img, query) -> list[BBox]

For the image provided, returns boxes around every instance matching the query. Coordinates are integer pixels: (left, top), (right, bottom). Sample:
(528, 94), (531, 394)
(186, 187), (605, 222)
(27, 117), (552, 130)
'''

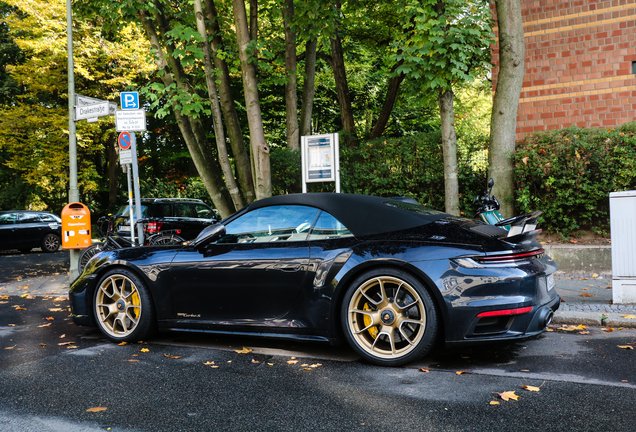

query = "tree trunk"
(232, 0), (271, 199)
(439, 88), (459, 216)
(249, 0), (258, 43)
(194, 0), (245, 210)
(369, 60), (405, 139)
(204, 0), (256, 204)
(330, 1), (356, 148)
(299, 37), (317, 137)
(107, 134), (118, 206)
(139, 11), (235, 218)
(489, 0), (525, 218)
(283, 0), (299, 150)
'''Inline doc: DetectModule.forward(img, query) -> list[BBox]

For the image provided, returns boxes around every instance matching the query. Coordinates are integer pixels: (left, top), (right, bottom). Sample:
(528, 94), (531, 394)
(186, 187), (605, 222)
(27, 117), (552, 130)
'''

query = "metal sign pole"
(130, 133), (144, 245)
(124, 165), (135, 245)
(67, 0), (80, 281)
(334, 133), (340, 193)
(301, 136), (307, 193)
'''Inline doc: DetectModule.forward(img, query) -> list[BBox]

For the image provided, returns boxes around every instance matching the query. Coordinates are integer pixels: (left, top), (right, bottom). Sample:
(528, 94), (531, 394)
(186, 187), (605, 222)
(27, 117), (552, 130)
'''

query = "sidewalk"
(2, 272), (635, 328)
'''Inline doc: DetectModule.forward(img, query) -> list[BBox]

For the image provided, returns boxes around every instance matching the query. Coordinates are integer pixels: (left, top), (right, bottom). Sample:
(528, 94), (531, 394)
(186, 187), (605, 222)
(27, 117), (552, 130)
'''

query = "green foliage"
(515, 123), (636, 236)
(270, 147), (301, 196)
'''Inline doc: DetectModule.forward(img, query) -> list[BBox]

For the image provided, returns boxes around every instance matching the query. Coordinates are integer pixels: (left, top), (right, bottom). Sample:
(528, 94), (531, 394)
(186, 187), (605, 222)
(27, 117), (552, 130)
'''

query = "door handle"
(276, 263), (302, 272)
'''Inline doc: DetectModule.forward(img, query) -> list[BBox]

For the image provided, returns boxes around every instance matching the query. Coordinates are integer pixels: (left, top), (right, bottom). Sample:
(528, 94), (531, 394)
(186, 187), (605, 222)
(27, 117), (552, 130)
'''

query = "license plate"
(547, 274), (555, 291)
(119, 225), (130, 232)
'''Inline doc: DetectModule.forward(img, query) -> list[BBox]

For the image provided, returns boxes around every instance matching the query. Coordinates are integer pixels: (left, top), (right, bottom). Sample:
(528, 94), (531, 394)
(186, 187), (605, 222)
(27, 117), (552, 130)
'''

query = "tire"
(148, 233), (185, 246)
(93, 268), (156, 342)
(341, 268), (438, 366)
(41, 234), (60, 253)
(78, 243), (110, 273)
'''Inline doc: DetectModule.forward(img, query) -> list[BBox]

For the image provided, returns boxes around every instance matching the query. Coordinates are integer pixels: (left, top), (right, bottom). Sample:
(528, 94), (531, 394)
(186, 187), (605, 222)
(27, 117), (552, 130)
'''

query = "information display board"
(301, 133), (340, 192)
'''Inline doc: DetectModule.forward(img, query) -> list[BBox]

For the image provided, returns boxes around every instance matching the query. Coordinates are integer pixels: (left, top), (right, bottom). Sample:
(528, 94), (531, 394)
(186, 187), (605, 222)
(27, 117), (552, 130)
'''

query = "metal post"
(131, 133), (144, 245)
(67, 0), (80, 282)
(125, 165), (135, 245)
(334, 133), (340, 193)
(301, 136), (307, 193)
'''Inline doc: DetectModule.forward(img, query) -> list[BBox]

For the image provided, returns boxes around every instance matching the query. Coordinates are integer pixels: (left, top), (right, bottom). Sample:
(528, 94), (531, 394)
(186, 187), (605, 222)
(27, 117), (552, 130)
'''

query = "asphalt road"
(0, 249), (69, 283)
(1, 252), (636, 431)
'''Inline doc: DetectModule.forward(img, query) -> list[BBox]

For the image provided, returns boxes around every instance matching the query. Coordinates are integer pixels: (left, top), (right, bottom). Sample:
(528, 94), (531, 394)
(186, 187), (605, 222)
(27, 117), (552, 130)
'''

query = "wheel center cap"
(380, 309), (395, 325)
(116, 300), (126, 311)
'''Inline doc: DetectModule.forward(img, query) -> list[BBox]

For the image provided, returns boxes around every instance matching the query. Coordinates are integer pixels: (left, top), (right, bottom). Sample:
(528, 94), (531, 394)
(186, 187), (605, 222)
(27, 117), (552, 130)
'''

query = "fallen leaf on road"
(48, 308), (63, 312)
(522, 385), (541, 392)
(618, 345), (634, 350)
(203, 361), (215, 366)
(621, 314), (636, 319)
(235, 347), (252, 354)
(40, 343), (46, 347)
(287, 360), (298, 364)
(125, 359), (139, 362)
(58, 342), (73, 346)
(490, 401), (500, 405)
(67, 346), (79, 349)
(59, 334), (65, 338)
(0, 301), (7, 304)
(53, 297), (68, 302)
(4, 346), (15, 350)
(580, 293), (596, 297)
(251, 359), (261, 364)
(592, 273), (599, 278)
(578, 331), (590, 334)
(140, 348), (149, 353)
(164, 354), (182, 359)
(603, 328), (614, 333)
(560, 325), (587, 331)
(38, 323), (51, 328)
(498, 391), (520, 401)
(86, 407), (107, 413)
(12, 306), (26, 311)
(303, 368), (313, 371)
(622, 380), (628, 382)
(118, 342), (127, 346)
(45, 317), (54, 321)
(310, 364), (322, 368)
(0, 295), (8, 299)
(456, 371), (469, 375)
(419, 368), (430, 373)
(8, 324), (15, 327)
(581, 287), (589, 291)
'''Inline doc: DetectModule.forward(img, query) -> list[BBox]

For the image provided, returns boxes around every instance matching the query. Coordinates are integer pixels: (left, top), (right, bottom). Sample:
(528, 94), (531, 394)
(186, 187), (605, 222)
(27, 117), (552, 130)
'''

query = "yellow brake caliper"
(363, 303), (379, 339)
(131, 291), (140, 319)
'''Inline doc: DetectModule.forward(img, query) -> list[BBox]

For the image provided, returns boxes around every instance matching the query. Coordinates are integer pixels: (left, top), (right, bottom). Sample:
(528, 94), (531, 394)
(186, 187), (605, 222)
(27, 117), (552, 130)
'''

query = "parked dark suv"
(112, 198), (219, 242)
(0, 211), (62, 253)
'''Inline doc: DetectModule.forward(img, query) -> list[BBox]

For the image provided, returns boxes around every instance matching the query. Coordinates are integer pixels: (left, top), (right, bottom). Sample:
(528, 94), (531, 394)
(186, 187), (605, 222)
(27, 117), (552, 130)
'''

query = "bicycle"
(78, 216), (185, 273)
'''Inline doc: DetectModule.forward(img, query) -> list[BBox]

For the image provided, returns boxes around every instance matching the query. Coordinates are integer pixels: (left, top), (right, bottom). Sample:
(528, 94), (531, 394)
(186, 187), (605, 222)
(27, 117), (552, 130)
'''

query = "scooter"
(474, 178), (543, 239)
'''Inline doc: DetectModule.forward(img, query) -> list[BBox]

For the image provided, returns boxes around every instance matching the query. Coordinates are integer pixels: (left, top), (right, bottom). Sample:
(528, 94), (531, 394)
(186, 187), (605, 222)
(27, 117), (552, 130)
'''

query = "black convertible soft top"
(246, 193), (450, 237)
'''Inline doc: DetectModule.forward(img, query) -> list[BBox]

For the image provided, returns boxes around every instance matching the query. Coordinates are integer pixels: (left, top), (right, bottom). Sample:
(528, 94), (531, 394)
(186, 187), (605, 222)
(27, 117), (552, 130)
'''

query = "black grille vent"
(470, 224), (508, 238)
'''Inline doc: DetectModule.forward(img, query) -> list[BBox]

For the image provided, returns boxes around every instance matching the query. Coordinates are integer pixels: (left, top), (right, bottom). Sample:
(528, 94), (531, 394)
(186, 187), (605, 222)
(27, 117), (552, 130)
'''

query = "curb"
(553, 310), (636, 328)
(544, 244), (612, 274)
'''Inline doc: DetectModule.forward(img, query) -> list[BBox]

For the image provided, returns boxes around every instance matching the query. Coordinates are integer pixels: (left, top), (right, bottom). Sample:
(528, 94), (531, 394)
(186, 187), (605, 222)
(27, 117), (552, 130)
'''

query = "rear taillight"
(474, 248), (545, 264)
(146, 221), (163, 234)
(476, 306), (533, 317)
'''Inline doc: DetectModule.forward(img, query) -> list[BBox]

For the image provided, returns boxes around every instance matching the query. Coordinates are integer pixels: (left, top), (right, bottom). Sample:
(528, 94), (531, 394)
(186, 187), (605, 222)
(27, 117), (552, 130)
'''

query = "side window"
(308, 212), (353, 240)
(0, 213), (17, 225)
(193, 204), (214, 219)
(19, 213), (41, 224)
(219, 205), (319, 243)
(174, 203), (193, 218)
(39, 214), (57, 223)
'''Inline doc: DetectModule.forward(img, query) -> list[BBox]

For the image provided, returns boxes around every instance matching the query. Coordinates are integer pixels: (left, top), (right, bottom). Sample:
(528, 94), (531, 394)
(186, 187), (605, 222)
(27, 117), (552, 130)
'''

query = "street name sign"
(115, 109), (146, 132)
(75, 102), (111, 121)
(120, 92), (140, 110)
(76, 94), (117, 115)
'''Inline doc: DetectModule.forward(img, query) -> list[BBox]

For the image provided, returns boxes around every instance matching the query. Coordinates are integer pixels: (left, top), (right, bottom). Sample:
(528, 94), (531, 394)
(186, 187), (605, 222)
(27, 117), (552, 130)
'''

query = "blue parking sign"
(120, 92), (139, 110)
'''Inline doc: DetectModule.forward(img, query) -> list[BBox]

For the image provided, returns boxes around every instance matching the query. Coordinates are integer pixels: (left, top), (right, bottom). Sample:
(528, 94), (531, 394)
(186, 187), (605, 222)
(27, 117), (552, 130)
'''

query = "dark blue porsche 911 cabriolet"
(70, 193), (559, 366)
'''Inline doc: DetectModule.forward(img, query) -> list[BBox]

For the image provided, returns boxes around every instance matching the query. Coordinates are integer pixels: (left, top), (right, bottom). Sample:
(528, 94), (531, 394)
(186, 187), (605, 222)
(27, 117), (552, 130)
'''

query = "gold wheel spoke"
(96, 275), (142, 338)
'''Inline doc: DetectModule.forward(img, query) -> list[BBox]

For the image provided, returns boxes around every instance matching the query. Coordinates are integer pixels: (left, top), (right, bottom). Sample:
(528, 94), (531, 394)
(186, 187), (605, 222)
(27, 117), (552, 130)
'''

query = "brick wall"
(491, 0), (636, 141)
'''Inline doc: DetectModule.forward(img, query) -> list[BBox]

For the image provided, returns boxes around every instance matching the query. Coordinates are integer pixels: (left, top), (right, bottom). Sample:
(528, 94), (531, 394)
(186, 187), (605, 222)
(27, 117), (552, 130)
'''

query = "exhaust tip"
(544, 310), (554, 327)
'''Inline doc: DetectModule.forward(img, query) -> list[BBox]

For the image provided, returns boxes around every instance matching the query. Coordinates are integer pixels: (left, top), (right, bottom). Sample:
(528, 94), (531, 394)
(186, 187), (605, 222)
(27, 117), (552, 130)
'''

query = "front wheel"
(341, 268), (438, 366)
(93, 269), (156, 342)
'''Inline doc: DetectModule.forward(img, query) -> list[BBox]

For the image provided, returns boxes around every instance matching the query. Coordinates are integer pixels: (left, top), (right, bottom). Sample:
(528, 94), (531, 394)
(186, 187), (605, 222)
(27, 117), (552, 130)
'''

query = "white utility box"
(610, 190), (636, 304)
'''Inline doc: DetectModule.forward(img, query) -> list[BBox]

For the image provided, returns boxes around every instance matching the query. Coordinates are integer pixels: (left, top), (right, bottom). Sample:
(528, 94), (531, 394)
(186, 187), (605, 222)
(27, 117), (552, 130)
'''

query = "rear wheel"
(41, 234), (60, 253)
(341, 268), (438, 366)
(93, 269), (155, 342)
(148, 232), (185, 246)
(78, 243), (111, 273)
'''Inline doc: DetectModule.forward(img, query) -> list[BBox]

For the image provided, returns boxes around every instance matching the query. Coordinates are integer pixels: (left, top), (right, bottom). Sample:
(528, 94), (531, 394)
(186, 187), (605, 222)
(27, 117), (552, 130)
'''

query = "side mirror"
(192, 224), (226, 247)
(488, 178), (494, 188)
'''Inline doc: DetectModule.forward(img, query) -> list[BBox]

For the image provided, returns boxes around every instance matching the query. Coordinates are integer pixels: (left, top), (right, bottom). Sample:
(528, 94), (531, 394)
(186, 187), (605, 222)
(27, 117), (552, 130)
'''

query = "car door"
(15, 212), (44, 249)
(0, 212), (19, 250)
(168, 205), (320, 321)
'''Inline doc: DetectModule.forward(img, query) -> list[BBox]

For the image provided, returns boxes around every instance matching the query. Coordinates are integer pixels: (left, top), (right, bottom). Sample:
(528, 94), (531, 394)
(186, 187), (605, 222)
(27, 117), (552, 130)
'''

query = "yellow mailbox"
(61, 202), (91, 249)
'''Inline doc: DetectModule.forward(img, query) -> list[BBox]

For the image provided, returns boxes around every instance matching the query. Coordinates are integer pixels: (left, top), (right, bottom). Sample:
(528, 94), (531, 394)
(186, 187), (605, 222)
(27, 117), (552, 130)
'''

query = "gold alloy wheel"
(348, 276), (426, 360)
(95, 274), (142, 338)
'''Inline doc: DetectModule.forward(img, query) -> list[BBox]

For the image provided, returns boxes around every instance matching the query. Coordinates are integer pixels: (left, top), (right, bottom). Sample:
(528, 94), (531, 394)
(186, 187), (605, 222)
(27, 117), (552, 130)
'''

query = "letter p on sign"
(120, 92), (139, 110)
